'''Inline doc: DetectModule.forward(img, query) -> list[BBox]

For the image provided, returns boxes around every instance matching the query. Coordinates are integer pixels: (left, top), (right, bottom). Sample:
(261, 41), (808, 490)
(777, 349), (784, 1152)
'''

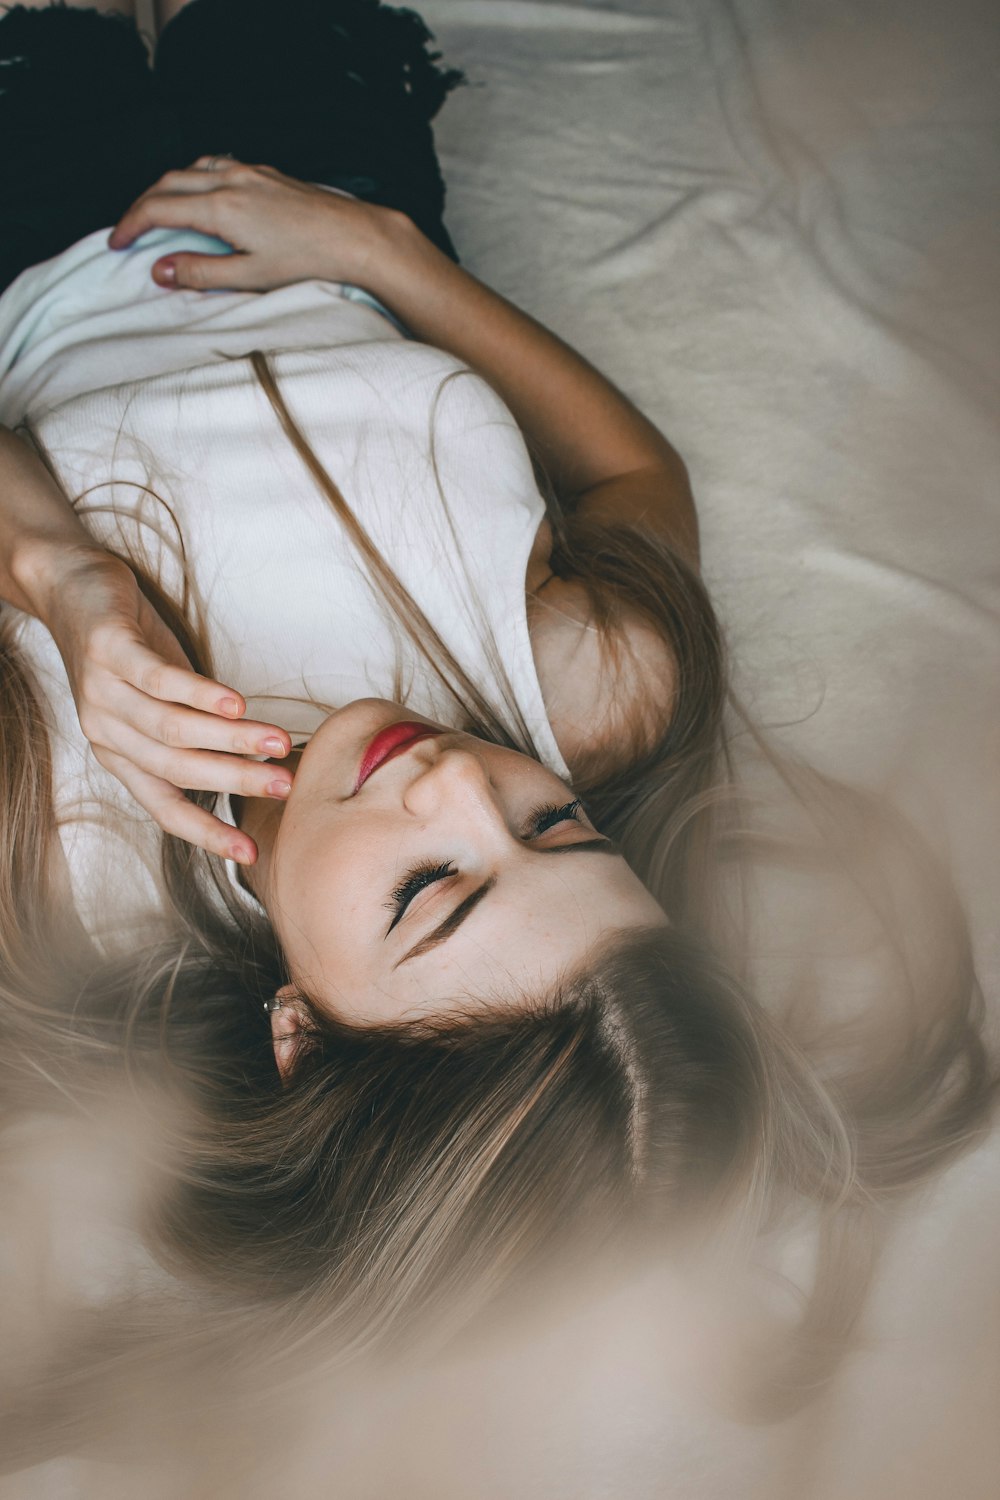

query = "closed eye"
(525, 798), (582, 836)
(385, 860), (457, 932)
(382, 801), (583, 936)
(392, 837), (621, 968)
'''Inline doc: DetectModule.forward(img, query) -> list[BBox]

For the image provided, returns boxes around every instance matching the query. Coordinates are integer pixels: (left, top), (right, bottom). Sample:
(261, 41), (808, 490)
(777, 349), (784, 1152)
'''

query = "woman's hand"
(107, 157), (408, 293)
(44, 548), (294, 865)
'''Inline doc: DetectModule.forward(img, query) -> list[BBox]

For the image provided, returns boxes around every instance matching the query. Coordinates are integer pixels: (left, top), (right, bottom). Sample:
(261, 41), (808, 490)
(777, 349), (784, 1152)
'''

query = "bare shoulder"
(523, 452), (701, 778)
(527, 572), (678, 779)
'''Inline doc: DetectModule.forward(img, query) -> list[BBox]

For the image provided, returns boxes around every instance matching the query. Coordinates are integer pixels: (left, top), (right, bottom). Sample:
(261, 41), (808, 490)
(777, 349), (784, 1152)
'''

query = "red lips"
(354, 722), (443, 792)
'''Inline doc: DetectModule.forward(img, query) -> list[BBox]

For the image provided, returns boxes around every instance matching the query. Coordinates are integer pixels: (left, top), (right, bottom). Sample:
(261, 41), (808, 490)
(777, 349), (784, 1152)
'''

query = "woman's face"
(246, 699), (667, 1024)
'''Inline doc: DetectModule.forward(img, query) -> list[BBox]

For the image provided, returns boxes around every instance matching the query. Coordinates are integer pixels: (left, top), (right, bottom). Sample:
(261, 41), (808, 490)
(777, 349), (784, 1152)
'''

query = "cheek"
(271, 819), (373, 976)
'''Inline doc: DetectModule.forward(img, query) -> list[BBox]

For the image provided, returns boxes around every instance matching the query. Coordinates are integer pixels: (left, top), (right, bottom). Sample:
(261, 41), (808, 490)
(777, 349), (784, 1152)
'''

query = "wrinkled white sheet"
(416, 0), (999, 1494)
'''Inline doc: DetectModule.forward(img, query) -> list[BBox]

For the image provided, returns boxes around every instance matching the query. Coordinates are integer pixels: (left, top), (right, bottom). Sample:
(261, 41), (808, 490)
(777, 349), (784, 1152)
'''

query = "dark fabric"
(0, 0), (464, 293)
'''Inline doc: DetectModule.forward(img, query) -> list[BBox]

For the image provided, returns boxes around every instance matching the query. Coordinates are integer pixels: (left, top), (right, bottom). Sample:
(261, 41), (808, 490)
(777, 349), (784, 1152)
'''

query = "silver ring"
(206, 153), (234, 170)
(263, 995), (284, 1014)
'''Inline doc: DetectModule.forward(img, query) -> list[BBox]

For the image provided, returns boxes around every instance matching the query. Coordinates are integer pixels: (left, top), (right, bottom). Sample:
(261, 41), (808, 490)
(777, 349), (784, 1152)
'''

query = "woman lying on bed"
(0, 0), (992, 1406)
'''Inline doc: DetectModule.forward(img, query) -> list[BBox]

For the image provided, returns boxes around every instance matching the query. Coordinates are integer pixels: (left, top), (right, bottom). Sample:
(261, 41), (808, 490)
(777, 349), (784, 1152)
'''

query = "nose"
(403, 745), (505, 832)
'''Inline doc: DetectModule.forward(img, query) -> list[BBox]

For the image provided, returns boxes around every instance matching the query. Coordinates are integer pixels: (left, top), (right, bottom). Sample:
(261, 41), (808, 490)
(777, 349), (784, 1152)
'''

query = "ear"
(268, 984), (313, 1082)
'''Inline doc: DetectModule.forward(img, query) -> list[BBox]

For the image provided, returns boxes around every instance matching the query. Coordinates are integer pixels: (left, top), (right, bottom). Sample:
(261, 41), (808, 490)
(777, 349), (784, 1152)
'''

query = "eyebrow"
(393, 838), (621, 969)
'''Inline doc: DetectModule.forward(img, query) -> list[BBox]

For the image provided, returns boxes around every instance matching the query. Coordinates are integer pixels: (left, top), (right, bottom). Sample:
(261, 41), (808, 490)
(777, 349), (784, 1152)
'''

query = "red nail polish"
(157, 259), (177, 285)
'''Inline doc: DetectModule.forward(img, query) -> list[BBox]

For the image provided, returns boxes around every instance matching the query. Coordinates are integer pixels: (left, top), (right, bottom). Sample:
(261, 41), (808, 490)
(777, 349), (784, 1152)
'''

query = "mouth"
(354, 722), (444, 792)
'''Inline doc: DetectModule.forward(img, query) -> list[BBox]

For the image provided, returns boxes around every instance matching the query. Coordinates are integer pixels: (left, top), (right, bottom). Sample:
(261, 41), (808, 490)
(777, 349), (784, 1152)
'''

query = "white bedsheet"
(415, 0), (999, 1493)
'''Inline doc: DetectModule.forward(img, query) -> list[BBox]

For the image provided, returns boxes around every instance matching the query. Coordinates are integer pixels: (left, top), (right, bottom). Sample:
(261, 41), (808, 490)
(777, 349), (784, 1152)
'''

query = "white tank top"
(3, 237), (569, 951)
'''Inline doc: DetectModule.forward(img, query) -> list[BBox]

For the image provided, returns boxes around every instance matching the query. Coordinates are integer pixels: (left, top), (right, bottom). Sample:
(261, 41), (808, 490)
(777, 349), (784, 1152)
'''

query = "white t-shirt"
(0, 226), (569, 951)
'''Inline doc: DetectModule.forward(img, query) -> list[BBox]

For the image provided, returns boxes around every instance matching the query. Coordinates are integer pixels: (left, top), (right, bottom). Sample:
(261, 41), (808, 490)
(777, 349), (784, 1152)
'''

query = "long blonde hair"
(0, 351), (994, 1456)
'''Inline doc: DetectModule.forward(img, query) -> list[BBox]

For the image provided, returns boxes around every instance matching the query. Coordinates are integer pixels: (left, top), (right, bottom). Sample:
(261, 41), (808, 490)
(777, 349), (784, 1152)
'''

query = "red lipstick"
(354, 722), (443, 792)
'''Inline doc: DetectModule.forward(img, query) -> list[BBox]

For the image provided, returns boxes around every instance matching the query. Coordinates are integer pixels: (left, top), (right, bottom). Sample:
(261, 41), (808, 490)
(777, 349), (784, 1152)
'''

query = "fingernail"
(229, 842), (253, 864)
(267, 779), (292, 799)
(156, 259), (177, 285)
(217, 696), (242, 717)
(260, 737), (287, 756)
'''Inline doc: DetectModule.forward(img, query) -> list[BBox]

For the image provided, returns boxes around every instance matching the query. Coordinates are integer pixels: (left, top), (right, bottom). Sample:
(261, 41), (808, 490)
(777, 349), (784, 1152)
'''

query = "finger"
(108, 189), (229, 249)
(151, 251), (259, 292)
(192, 154), (241, 172)
(103, 723), (294, 800)
(98, 686), (291, 758)
(108, 174), (224, 248)
(100, 639), (248, 720)
(108, 159), (257, 247)
(98, 750), (258, 864)
(146, 167), (230, 196)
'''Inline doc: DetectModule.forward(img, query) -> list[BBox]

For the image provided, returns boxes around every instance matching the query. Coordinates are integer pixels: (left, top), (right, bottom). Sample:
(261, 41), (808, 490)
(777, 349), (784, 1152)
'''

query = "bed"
(6, 0), (999, 1494)
(413, 0), (1000, 1494)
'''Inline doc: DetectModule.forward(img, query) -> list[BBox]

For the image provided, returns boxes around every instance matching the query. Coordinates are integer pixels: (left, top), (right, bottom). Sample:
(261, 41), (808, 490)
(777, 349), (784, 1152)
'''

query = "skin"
(235, 698), (668, 1033)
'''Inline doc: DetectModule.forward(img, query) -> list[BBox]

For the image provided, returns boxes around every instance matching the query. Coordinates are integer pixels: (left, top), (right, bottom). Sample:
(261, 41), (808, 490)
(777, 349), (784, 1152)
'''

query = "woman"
(0, 0), (714, 1022)
(0, 0), (992, 1423)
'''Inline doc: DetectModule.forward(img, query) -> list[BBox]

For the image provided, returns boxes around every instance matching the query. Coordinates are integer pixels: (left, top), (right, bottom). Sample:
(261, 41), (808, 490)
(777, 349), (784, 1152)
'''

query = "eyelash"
(529, 798), (582, 835)
(385, 799), (582, 926)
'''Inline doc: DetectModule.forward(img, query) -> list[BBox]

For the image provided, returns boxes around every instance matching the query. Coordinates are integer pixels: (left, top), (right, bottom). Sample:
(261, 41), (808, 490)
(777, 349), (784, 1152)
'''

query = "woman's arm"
(364, 221), (699, 562)
(0, 427), (292, 861)
(110, 161), (699, 563)
(0, 425), (104, 617)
